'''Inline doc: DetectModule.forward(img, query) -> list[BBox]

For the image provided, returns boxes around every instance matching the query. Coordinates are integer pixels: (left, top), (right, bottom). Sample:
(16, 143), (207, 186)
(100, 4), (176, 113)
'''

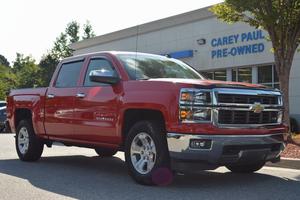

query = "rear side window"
(55, 60), (84, 88)
(84, 58), (117, 86)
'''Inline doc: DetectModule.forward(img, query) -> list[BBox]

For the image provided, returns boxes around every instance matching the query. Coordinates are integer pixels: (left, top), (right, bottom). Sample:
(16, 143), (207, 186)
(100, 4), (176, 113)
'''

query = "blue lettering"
(217, 49), (222, 58)
(241, 33), (247, 42)
(211, 39), (217, 47)
(258, 43), (264, 52)
(252, 43), (258, 53)
(245, 45), (251, 54)
(222, 37), (228, 45)
(230, 47), (237, 56)
(247, 32), (253, 41)
(233, 34), (239, 43)
(237, 46), (245, 55)
(258, 30), (264, 39)
(228, 35), (233, 44)
(223, 48), (228, 57)
(211, 43), (265, 59)
(212, 50), (217, 58)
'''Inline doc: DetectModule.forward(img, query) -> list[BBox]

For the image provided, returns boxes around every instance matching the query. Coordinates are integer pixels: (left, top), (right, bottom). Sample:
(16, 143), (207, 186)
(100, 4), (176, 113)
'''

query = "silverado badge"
(250, 102), (264, 113)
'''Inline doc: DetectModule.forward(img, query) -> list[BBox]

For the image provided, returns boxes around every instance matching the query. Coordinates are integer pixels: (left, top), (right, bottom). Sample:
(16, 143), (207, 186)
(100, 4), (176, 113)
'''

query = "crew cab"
(7, 51), (287, 185)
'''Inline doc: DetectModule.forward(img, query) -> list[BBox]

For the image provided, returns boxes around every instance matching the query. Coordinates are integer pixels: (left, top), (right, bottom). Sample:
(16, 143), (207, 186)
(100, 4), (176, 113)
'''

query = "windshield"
(116, 53), (203, 80)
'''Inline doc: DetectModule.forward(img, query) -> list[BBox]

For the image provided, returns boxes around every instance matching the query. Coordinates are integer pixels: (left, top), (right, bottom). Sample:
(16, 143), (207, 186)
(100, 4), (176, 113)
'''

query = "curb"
(266, 158), (300, 170)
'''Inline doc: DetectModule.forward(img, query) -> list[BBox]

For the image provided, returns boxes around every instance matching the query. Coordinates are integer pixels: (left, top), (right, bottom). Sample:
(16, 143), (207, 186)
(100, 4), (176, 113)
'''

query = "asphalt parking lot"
(0, 133), (300, 200)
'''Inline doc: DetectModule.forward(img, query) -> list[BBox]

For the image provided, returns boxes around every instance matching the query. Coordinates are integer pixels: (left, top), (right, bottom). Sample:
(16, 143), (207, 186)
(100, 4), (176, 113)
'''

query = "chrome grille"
(212, 88), (283, 127)
(218, 94), (278, 105)
(218, 110), (278, 124)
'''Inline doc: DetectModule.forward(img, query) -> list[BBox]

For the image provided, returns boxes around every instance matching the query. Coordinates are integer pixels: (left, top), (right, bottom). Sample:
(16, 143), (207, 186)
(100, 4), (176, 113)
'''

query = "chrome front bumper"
(167, 133), (285, 166)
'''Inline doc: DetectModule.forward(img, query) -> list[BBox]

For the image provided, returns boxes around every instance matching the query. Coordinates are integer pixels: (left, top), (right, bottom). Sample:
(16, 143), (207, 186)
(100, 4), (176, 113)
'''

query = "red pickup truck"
(7, 51), (287, 185)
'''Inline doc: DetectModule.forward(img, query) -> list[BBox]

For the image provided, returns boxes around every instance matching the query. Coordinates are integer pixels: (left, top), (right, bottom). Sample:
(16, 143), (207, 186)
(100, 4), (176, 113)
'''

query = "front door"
(73, 57), (122, 144)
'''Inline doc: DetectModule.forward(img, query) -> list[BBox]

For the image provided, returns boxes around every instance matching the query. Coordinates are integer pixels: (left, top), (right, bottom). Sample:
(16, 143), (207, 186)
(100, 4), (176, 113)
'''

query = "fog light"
(190, 139), (212, 149)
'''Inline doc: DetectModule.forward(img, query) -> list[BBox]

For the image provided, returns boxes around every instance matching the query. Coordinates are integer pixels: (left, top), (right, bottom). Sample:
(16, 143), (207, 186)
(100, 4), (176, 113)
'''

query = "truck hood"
(148, 78), (268, 90)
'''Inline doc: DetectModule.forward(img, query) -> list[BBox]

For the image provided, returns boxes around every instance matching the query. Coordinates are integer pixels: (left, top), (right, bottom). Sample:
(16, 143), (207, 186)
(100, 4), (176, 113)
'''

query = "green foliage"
(66, 21), (80, 44)
(51, 20), (96, 60)
(39, 54), (59, 87)
(13, 54), (42, 88)
(83, 21), (96, 39)
(51, 33), (72, 60)
(0, 54), (10, 67)
(0, 65), (17, 100)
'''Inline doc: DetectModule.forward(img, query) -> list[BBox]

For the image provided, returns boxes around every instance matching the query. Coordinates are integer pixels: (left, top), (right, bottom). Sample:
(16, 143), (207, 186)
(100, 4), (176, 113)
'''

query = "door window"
(84, 58), (117, 86)
(55, 60), (84, 88)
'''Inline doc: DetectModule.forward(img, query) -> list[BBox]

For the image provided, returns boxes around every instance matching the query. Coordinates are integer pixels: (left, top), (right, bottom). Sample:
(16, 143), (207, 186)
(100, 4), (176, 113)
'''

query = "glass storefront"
(232, 67), (252, 83)
(258, 65), (279, 88)
(201, 70), (226, 81)
(201, 64), (279, 88)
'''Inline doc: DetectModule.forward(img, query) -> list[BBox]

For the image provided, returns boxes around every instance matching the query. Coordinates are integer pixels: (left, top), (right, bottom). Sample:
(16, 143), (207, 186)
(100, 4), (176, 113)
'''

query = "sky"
(0, 0), (223, 64)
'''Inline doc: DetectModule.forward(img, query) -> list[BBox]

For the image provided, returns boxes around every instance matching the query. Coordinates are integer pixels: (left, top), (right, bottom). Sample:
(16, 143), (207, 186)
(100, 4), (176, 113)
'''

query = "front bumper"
(167, 133), (285, 169)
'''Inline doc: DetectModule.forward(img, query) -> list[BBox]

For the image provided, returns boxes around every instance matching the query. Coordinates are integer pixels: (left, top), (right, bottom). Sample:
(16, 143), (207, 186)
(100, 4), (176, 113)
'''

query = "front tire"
(125, 120), (172, 186)
(16, 120), (44, 161)
(226, 162), (265, 173)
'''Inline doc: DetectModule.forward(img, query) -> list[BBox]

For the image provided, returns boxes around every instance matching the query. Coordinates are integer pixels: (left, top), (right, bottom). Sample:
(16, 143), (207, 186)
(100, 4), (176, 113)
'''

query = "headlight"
(180, 88), (211, 105)
(179, 88), (212, 123)
(180, 107), (211, 122)
(277, 111), (283, 124)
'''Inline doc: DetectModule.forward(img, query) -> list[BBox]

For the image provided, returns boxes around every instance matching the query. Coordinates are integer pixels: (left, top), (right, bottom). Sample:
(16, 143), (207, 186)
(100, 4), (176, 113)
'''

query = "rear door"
(73, 56), (122, 144)
(44, 59), (85, 138)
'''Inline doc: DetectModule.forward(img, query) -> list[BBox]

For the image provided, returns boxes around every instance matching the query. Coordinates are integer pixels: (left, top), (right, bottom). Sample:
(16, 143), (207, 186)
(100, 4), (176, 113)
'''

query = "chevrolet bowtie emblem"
(250, 102), (264, 113)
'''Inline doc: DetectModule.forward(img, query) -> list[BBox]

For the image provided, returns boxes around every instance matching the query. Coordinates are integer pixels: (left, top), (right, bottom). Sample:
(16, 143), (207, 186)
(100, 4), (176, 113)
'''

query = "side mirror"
(89, 70), (120, 84)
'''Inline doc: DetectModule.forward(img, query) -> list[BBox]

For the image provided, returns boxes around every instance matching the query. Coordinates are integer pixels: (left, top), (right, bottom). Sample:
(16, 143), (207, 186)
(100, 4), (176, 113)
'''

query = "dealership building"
(71, 6), (300, 124)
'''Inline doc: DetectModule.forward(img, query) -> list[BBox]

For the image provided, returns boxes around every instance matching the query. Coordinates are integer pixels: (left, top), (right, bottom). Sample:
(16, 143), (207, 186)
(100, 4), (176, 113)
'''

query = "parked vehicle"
(0, 106), (7, 132)
(0, 101), (6, 107)
(7, 52), (287, 185)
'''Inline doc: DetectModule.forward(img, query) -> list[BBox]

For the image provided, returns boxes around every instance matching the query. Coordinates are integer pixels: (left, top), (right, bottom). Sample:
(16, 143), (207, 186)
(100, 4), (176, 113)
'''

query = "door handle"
(47, 94), (55, 99)
(76, 93), (86, 98)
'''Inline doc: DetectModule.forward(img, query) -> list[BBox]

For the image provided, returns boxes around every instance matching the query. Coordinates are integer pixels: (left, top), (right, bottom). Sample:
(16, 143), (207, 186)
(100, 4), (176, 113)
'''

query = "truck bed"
(7, 87), (48, 134)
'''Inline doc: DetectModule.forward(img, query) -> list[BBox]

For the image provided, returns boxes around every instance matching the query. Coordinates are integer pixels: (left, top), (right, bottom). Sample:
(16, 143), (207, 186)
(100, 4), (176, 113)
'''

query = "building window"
(201, 70), (226, 81)
(201, 71), (213, 79)
(257, 64), (279, 88)
(232, 67), (252, 83)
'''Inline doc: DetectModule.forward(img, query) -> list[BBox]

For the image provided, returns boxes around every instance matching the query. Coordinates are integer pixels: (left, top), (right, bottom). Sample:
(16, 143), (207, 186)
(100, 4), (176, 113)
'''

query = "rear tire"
(226, 162), (265, 173)
(95, 148), (118, 157)
(16, 120), (44, 161)
(125, 120), (172, 186)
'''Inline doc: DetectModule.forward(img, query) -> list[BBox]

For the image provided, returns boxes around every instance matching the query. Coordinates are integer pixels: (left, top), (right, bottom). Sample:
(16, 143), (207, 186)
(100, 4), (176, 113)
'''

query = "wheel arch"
(14, 108), (33, 129)
(121, 108), (167, 145)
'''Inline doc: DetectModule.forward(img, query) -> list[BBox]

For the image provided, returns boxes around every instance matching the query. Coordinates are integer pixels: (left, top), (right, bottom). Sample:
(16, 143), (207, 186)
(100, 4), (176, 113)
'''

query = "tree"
(39, 54), (59, 87)
(13, 54), (41, 88)
(66, 21), (80, 43)
(0, 65), (17, 100)
(211, 0), (300, 128)
(0, 54), (10, 67)
(51, 33), (72, 60)
(50, 20), (96, 61)
(83, 21), (96, 39)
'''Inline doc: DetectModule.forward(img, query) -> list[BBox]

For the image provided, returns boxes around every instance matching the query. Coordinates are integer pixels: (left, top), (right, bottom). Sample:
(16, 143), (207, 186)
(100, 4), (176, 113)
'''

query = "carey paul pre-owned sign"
(210, 30), (265, 59)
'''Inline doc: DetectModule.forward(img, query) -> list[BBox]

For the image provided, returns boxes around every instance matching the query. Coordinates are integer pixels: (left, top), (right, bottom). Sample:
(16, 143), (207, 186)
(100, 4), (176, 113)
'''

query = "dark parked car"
(0, 106), (7, 132)
(0, 101), (6, 107)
